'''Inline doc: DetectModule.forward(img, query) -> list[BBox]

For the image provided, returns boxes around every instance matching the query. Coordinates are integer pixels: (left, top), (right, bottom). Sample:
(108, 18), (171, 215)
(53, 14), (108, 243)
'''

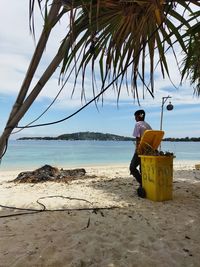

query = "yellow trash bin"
(140, 155), (173, 201)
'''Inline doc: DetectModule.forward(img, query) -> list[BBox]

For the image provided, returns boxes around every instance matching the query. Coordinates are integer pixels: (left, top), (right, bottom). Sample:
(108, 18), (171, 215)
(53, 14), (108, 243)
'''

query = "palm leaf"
(55, 0), (199, 99)
(181, 21), (200, 96)
(27, 1), (200, 100)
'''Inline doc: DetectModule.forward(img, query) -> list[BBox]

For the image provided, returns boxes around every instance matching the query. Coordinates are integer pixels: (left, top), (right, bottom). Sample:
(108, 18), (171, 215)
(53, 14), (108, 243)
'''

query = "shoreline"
(0, 159), (199, 172)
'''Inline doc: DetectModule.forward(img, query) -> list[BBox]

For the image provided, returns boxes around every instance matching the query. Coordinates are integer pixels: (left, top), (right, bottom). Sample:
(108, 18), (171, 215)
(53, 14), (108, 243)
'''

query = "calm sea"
(0, 140), (200, 171)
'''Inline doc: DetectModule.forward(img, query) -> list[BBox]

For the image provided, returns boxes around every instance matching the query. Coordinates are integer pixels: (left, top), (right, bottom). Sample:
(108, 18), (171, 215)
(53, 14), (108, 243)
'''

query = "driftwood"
(13, 165), (94, 183)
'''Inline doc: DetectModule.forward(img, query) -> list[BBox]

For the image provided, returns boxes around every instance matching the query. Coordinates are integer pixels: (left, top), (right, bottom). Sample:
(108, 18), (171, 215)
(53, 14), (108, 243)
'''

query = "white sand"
(0, 163), (200, 267)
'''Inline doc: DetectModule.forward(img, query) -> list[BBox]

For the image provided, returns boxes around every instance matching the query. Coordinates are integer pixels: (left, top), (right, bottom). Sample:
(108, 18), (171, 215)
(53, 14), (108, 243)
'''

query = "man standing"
(130, 109), (152, 195)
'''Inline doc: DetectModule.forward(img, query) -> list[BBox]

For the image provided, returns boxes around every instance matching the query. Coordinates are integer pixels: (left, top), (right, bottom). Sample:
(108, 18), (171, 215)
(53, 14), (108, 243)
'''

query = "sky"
(0, 0), (200, 139)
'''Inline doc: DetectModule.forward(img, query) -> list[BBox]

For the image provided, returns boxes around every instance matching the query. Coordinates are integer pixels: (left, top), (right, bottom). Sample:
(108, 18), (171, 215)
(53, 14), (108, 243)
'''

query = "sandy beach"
(1, 163), (200, 267)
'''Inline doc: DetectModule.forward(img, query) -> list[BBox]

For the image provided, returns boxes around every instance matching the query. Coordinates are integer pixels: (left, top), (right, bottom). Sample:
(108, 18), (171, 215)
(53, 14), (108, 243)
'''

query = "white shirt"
(133, 121), (152, 138)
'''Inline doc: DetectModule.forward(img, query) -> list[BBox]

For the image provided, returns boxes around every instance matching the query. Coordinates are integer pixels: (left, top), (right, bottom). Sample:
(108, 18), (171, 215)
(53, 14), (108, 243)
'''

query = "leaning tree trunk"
(0, 36), (71, 159)
(0, 0), (63, 160)
(7, 0), (62, 126)
(0, 4), (85, 160)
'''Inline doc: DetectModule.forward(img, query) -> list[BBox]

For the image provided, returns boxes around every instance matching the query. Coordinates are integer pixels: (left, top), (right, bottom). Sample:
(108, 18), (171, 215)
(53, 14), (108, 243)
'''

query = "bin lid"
(138, 130), (164, 155)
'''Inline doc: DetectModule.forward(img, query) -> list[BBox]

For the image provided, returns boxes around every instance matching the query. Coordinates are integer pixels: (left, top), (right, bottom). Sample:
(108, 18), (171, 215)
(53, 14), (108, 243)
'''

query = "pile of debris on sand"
(13, 165), (96, 183)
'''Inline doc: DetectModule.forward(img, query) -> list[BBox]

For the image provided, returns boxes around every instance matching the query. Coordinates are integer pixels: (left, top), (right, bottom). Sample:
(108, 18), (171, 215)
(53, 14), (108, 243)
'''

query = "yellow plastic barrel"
(140, 155), (173, 201)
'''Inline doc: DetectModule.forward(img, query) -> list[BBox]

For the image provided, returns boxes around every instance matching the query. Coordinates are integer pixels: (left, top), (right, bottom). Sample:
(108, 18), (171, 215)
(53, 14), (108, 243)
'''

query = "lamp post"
(160, 96), (174, 131)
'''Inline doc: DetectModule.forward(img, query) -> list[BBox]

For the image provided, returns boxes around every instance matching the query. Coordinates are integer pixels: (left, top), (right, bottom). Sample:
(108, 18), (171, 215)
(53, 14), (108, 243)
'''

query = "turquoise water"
(1, 140), (200, 170)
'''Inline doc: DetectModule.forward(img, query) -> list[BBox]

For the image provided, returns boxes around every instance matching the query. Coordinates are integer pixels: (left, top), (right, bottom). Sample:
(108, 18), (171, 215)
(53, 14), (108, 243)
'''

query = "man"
(129, 109), (152, 194)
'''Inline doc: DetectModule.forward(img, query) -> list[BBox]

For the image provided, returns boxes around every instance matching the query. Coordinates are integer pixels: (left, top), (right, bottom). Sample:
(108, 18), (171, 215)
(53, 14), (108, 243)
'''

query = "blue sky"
(0, 0), (200, 139)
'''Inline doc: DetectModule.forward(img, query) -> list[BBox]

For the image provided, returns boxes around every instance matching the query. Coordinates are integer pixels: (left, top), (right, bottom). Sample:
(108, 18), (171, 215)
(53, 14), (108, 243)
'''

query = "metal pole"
(160, 96), (171, 131)
(160, 97), (164, 131)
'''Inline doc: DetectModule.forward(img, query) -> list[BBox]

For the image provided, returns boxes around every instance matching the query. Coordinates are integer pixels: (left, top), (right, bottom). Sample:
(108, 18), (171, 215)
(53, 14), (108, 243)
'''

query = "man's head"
(134, 109), (145, 121)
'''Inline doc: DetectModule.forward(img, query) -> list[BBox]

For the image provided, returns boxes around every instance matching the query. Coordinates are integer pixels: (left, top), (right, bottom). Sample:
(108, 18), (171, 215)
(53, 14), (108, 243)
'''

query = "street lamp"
(160, 96), (174, 131)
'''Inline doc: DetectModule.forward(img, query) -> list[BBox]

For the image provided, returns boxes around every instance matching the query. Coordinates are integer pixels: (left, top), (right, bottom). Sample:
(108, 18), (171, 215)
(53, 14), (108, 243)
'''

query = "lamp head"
(166, 101), (173, 111)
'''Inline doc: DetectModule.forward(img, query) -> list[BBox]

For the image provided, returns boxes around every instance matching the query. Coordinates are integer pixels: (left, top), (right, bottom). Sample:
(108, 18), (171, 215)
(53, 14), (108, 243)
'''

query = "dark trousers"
(129, 152), (142, 185)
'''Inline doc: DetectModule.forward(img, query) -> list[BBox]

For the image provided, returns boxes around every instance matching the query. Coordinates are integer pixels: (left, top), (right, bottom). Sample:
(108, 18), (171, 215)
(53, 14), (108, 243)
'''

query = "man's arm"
(135, 137), (141, 152)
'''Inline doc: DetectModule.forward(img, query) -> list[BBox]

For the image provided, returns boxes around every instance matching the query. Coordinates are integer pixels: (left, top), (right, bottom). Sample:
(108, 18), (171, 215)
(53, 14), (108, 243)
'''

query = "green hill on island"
(17, 132), (200, 142)
(18, 132), (134, 141)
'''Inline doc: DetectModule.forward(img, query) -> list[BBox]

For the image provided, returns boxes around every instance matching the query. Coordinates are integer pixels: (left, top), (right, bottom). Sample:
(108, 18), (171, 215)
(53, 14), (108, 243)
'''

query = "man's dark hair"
(134, 109), (145, 120)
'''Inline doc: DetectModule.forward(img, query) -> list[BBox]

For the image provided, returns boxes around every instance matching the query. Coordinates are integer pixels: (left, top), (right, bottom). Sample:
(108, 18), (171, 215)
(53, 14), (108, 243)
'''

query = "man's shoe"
(137, 186), (146, 198)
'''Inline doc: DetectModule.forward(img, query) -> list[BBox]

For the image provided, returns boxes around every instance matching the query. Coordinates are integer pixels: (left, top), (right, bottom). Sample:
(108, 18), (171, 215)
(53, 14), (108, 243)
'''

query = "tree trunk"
(7, 0), (62, 126)
(0, 0), (63, 159)
(0, 12), (86, 160)
(0, 36), (70, 159)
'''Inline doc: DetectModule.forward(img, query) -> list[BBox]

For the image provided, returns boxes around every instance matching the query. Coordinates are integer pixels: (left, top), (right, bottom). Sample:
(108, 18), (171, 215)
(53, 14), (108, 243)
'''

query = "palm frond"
(28, 0), (200, 100)
(181, 21), (200, 96)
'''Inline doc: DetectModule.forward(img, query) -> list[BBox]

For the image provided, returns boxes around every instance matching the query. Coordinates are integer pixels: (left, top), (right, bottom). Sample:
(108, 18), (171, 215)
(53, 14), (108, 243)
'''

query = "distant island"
(163, 137), (200, 142)
(17, 132), (200, 142)
(17, 132), (134, 141)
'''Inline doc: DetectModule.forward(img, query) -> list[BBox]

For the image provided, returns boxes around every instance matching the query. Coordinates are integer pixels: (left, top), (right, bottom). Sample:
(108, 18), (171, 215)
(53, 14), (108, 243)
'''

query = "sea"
(0, 140), (200, 171)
